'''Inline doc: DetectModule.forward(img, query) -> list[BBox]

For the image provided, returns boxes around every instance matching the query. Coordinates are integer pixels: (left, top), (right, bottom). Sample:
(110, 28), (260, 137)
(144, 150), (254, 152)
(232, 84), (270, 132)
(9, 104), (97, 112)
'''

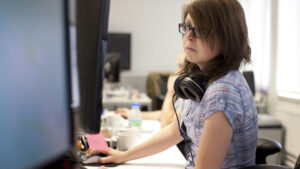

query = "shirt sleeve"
(202, 82), (243, 130)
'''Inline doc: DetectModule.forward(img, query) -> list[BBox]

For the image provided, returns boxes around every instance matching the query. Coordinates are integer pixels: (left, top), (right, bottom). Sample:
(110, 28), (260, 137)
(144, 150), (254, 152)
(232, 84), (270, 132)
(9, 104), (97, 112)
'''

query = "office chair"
(242, 159), (300, 169)
(256, 138), (282, 164)
(243, 71), (256, 96)
(154, 74), (169, 109)
(146, 71), (173, 110)
(295, 154), (300, 169)
(241, 138), (300, 169)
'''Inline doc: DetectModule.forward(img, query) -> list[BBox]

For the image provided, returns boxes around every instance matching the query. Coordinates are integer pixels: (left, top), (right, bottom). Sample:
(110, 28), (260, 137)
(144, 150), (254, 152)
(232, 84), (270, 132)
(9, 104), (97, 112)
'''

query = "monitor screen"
(0, 0), (72, 168)
(76, 0), (110, 133)
(107, 33), (131, 70)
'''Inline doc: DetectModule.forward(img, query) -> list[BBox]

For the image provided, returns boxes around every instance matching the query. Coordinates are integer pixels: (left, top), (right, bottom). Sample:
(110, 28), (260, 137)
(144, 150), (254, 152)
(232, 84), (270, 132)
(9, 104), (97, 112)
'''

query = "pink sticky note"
(85, 132), (108, 150)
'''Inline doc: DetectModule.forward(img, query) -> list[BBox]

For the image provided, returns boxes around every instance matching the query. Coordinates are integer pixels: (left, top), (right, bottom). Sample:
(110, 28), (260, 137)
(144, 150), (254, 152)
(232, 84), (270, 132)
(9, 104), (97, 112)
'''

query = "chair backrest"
(256, 138), (282, 164)
(243, 71), (256, 96)
(146, 71), (174, 110)
(159, 75), (169, 96)
(295, 154), (300, 169)
(240, 138), (300, 169)
(240, 138), (295, 169)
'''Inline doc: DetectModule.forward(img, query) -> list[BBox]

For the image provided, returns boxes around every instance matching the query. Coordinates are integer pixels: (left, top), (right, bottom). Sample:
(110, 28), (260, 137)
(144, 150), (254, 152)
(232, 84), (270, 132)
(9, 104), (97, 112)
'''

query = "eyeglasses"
(178, 23), (201, 38)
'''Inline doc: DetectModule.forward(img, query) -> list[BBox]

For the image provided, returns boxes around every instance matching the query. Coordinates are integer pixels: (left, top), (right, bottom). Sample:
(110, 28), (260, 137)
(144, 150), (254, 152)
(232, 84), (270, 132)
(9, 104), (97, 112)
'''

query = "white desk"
(103, 93), (152, 111)
(85, 120), (186, 169)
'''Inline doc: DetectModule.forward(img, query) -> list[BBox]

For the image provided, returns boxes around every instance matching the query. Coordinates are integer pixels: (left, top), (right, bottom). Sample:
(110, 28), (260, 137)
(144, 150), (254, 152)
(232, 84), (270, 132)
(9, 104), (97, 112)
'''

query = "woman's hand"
(114, 108), (130, 118)
(86, 148), (128, 164)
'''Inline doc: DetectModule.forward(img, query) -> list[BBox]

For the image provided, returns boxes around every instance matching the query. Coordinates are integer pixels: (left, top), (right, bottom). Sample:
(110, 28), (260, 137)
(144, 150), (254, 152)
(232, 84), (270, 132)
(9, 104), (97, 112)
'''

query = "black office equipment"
(0, 0), (72, 168)
(82, 153), (119, 167)
(76, 0), (110, 133)
(0, 0), (111, 168)
(104, 53), (120, 82)
(240, 138), (300, 169)
(243, 71), (256, 96)
(107, 33), (131, 70)
(174, 74), (208, 102)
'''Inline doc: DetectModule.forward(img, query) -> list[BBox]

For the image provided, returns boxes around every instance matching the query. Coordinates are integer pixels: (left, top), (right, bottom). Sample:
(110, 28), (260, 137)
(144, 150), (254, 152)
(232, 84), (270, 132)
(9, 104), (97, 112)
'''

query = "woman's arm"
(160, 75), (178, 128)
(194, 111), (233, 169)
(159, 90), (175, 127)
(88, 118), (183, 164)
(125, 118), (183, 161)
(141, 110), (161, 120)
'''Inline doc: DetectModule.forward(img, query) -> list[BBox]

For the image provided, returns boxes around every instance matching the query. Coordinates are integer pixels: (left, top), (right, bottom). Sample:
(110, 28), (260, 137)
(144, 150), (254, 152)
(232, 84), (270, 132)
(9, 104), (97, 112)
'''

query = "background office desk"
(103, 93), (152, 111)
(85, 120), (186, 169)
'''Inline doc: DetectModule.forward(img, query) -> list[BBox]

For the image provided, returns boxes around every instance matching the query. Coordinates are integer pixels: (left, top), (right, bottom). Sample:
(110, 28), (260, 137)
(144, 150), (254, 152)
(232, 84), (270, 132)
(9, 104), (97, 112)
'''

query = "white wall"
(108, 0), (188, 75)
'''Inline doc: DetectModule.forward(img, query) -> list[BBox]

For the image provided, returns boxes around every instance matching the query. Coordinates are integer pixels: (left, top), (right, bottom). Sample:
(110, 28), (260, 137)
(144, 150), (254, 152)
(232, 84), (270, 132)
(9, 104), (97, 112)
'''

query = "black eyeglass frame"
(178, 23), (201, 39)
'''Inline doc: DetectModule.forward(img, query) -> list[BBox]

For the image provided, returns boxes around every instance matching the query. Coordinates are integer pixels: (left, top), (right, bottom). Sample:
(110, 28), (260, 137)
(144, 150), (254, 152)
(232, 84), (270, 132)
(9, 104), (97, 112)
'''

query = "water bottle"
(128, 103), (142, 129)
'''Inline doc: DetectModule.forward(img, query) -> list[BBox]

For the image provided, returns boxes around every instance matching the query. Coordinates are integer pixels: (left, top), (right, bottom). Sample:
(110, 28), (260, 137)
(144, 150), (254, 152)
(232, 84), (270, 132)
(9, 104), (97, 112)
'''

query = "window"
(239, 0), (271, 92)
(276, 0), (300, 100)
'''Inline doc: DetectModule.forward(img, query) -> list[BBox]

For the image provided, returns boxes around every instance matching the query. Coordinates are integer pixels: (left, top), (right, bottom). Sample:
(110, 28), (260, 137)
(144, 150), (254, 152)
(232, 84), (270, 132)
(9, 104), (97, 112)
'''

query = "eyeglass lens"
(179, 24), (199, 38)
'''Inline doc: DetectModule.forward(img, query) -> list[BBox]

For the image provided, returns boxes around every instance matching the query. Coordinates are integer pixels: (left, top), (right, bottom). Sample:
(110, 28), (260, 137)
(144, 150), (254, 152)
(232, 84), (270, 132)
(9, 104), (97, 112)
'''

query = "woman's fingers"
(86, 149), (108, 157)
(98, 154), (113, 164)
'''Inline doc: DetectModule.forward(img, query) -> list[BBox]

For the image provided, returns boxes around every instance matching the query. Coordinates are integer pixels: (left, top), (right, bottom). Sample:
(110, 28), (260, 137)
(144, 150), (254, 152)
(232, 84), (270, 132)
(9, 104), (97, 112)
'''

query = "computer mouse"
(81, 153), (118, 167)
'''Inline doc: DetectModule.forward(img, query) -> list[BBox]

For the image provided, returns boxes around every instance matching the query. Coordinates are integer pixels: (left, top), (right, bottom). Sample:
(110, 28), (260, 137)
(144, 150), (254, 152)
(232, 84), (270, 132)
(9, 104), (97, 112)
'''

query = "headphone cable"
(172, 93), (195, 166)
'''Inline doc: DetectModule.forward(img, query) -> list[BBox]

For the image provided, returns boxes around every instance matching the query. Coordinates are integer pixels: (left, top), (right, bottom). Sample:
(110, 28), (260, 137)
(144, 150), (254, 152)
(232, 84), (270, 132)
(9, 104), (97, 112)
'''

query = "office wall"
(69, 0), (188, 92)
(267, 0), (300, 166)
(108, 0), (187, 75)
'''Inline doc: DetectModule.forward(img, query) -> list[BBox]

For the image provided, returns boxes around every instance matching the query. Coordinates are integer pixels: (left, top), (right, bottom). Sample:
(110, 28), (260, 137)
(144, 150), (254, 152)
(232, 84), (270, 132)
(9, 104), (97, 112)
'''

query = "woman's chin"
(186, 55), (196, 63)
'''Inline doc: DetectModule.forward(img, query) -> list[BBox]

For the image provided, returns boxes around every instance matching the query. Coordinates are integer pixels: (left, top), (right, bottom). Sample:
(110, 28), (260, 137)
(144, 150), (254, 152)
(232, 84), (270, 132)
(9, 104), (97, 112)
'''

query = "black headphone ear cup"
(180, 77), (205, 102)
(174, 74), (189, 99)
(189, 74), (208, 88)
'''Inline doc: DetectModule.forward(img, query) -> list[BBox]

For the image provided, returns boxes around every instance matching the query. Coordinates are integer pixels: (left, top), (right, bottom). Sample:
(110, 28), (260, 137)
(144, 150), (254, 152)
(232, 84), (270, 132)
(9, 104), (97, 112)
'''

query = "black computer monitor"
(105, 53), (121, 82)
(76, 0), (110, 133)
(0, 0), (72, 168)
(107, 33), (131, 70)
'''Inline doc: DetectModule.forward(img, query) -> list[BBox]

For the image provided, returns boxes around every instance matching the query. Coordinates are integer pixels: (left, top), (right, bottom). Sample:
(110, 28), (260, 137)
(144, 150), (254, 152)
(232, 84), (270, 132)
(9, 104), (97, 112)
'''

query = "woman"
(88, 0), (257, 168)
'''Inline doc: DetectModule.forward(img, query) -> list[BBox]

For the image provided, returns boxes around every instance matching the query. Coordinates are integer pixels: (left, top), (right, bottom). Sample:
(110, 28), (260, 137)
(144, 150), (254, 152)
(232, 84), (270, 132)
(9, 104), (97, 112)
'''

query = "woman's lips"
(185, 47), (197, 52)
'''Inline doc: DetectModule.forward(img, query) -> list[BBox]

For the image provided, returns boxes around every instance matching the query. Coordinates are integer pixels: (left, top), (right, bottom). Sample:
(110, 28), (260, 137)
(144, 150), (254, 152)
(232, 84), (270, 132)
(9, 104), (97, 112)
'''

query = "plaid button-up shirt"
(180, 71), (258, 169)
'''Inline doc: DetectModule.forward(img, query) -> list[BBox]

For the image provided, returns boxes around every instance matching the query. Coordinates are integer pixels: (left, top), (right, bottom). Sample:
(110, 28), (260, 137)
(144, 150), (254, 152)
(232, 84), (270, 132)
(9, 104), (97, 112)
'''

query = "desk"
(103, 93), (152, 111)
(85, 120), (186, 169)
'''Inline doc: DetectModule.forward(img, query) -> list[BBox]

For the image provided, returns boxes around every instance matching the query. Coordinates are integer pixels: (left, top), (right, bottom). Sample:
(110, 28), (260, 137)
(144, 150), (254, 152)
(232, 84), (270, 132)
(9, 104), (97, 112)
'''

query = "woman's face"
(182, 13), (222, 69)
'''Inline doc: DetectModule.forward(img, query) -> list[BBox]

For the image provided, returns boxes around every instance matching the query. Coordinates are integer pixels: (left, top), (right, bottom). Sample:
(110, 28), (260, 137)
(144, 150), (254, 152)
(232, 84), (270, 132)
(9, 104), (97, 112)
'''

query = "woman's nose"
(185, 29), (196, 41)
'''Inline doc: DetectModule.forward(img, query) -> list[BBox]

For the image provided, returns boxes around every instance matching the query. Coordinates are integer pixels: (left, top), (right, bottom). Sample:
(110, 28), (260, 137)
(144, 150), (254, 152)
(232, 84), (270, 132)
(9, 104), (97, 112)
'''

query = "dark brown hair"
(180, 0), (251, 86)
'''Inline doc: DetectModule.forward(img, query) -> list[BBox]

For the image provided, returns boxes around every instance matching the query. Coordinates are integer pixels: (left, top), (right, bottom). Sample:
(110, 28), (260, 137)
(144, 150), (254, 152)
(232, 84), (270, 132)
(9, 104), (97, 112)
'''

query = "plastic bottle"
(128, 103), (142, 129)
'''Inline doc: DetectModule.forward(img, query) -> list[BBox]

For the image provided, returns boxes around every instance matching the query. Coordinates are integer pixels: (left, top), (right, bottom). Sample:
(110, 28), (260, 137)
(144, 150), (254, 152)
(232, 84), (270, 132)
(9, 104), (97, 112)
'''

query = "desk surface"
(103, 93), (151, 104)
(85, 120), (186, 169)
(103, 93), (152, 111)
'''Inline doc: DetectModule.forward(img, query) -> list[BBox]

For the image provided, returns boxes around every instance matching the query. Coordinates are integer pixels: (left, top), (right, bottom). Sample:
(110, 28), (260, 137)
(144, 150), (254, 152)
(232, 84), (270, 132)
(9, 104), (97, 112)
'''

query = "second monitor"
(105, 53), (120, 83)
(107, 33), (131, 71)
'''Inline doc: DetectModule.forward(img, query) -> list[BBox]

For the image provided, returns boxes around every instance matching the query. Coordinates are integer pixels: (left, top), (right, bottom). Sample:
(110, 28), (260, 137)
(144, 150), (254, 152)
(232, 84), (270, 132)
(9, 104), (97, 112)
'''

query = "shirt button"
(219, 99), (224, 103)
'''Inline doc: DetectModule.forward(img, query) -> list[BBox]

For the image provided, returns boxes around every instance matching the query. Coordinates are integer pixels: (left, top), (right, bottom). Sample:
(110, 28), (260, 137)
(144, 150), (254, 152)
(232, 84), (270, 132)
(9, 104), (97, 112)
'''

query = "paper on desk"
(86, 132), (108, 150)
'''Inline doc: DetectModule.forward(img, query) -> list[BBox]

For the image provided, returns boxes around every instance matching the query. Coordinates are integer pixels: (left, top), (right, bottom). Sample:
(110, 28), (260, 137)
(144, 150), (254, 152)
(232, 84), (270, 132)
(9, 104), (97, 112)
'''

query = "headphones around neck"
(172, 73), (208, 165)
(174, 74), (208, 102)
